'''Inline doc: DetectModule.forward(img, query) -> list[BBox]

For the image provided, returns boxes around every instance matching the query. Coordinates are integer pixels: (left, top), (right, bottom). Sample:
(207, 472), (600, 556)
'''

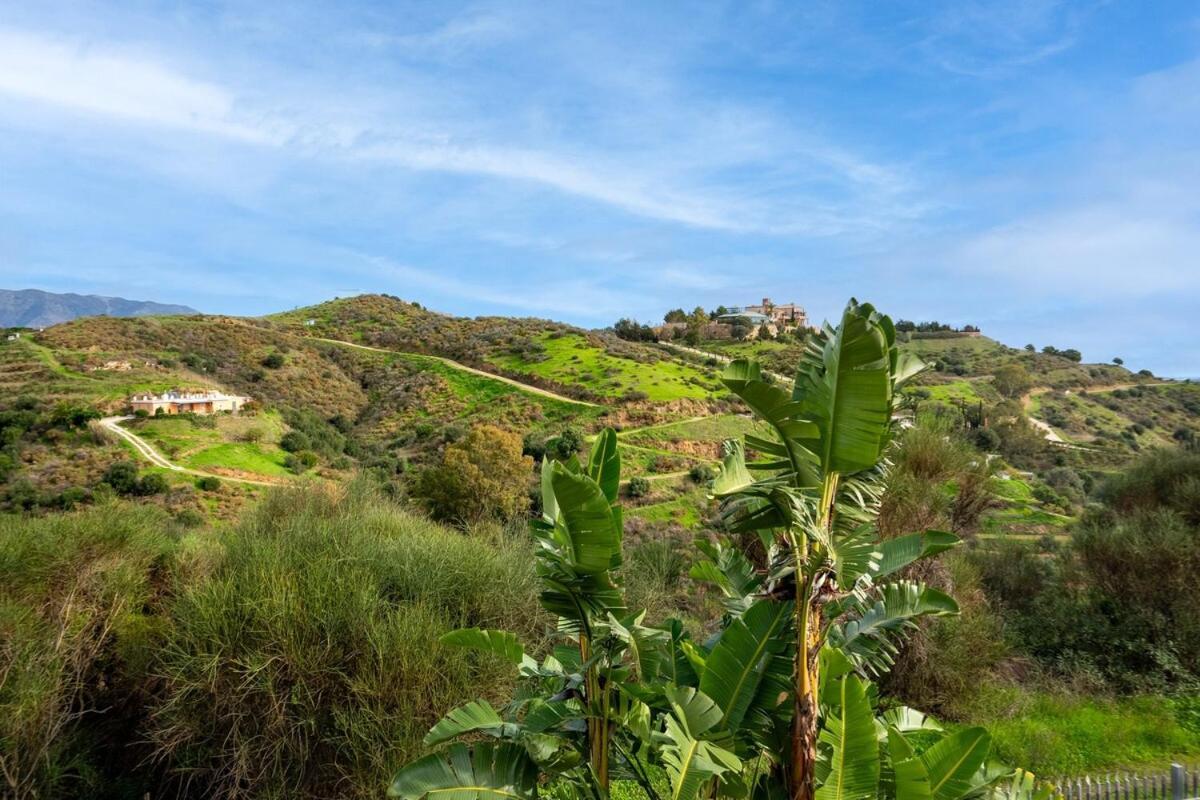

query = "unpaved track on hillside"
(100, 417), (283, 487)
(314, 337), (600, 407)
(1020, 382), (1172, 445)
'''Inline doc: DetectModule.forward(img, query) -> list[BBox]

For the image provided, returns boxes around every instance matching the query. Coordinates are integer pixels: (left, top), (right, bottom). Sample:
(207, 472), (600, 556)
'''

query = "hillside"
(275, 294), (726, 404)
(0, 288), (197, 327)
(4, 295), (1199, 540)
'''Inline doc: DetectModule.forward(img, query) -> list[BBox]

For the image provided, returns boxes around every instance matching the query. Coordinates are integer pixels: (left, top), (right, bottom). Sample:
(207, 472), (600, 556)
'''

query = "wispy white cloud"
(0, 29), (284, 143)
(916, 0), (1086, 77)
(0, 25), (920, 237)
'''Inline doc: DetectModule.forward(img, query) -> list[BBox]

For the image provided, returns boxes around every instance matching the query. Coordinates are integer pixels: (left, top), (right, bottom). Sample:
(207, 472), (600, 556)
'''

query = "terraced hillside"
(276, 294), (724, 403)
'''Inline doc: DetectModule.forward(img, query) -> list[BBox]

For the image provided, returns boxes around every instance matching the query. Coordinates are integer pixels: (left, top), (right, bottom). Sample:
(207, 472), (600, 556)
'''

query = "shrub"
(136, 473), (169, 496)
(414, 425), (534, 525)
(688, 463), (715, 484)
(552, 427), (583, 459)
(626, 475), (650, 498)
(102, 461), (140, 495)
(261, 352), (285, 369)
(279, 430), (311, 453)
(195, 476), (221, 491)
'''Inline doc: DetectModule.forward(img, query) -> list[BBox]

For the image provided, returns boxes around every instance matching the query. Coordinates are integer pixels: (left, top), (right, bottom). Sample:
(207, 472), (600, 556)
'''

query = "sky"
(1, 2), (1198, 376)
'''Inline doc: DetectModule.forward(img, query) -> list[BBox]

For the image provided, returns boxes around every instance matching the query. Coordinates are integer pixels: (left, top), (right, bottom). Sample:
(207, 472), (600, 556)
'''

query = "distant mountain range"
(0, 289), (198, 328)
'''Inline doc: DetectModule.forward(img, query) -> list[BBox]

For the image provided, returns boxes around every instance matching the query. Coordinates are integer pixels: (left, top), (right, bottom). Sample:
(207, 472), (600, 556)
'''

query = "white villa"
(130, 389), (251, 416)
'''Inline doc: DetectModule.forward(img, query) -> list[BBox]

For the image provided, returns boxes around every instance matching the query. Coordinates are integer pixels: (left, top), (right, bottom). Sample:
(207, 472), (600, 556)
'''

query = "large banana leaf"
(689, 537), (763, 615)
(586, 428), (621, 504)
(660, 687), (742, 800)
(425, 700), (516, 747)
(533, 460), (625, 626)
(721, 359), (821, 487)
(440, 629), (537, 673)
(815, 674), (880, 800)
(919, 727), (991, 800)
(826, 581), (959, 676)
(698, 598), (793, 738)
(389, 742), (539, 800)
(874, 531), (961, 580)
(791, 300), (897, 477)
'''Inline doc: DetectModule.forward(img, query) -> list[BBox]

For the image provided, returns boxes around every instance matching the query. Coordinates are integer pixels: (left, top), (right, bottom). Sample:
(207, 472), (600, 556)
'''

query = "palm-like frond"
(815, 674), (880, 800)
(389, 742), (540, 800)
(826, 582), (959, 676)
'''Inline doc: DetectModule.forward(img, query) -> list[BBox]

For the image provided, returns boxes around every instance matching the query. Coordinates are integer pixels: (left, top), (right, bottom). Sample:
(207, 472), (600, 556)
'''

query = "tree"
(1024, 344), (1035, 352)
(1112, 357), (1124, 366)
(664, 308), (687, 323)
(415, 425), (533, 525)
(992, 363), (1032, 399)
(613, 318), (656, 342)
(689, 306), (709, 323)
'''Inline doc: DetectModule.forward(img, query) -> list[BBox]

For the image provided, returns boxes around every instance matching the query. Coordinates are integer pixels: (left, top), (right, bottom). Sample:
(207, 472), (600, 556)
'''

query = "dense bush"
(101, 460), (140, 495)
(414, 425), (534, 525)
(626, 475), (650, 498)
(971, 448), (1200, 690)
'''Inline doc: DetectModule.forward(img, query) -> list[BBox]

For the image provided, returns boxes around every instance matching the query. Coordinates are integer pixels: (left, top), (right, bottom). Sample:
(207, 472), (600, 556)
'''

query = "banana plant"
(710, 300), (966, 800)
(389, 300), (1057, 800)
(390, 428), (676, 800)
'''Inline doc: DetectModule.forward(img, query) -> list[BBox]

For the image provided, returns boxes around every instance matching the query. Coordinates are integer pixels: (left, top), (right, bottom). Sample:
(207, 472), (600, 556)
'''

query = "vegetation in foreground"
(0, 483), (541, 799)
(2, 296), (1199, 799)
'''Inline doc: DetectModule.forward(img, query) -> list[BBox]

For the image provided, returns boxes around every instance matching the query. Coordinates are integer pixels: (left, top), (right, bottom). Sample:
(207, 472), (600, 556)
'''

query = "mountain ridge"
(0, 288), (198, 328)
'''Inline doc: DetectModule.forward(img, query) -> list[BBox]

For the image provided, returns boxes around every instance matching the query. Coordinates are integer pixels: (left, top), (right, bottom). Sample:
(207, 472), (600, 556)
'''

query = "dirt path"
(314, 337), (600, 408)
(1020, 381), (1171, 445)
(100, 416), (284, 487)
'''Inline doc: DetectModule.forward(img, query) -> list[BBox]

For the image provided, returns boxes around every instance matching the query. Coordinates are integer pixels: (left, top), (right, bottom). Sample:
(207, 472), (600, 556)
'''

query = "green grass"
(183, 443), (290, 476)
(488, 331), (720, 401)
(963, 688), (1200, 774)
(627, 494), (704, 528)
(132, 412), (291, 478)
(918, 379), (991, 404)
(620, 413), (763, 446)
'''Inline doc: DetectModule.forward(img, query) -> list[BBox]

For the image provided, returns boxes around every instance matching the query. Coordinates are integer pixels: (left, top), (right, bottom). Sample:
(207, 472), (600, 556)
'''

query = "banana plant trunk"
(791, 473), (838, 800)
(791, 603), (820, 800)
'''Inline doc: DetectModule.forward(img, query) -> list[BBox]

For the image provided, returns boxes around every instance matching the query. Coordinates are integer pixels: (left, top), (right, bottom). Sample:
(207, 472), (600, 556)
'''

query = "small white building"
(130, 389), (251, 416)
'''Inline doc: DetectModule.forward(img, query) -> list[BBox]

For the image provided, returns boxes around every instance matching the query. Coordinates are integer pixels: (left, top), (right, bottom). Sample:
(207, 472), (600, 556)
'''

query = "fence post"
(1172, 764), (1185, 800)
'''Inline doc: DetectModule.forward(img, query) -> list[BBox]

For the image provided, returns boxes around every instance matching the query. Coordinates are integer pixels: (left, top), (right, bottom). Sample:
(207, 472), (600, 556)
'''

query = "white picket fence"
(1055, 765), (1199, 800)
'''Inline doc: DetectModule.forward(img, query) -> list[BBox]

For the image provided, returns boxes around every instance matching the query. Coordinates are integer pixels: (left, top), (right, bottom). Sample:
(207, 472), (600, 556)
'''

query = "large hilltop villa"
(130, 389), (251, 416)
(717, 297), (808, 328)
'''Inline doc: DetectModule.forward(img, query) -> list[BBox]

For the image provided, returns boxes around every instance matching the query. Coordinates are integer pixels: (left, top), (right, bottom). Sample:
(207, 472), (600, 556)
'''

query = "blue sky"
(1, 1), (1198, 375)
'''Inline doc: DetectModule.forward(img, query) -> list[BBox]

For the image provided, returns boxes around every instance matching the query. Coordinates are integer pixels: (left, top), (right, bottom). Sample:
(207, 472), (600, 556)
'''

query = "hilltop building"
(130, 389), (250, 416)
(728, 298), (808, 328)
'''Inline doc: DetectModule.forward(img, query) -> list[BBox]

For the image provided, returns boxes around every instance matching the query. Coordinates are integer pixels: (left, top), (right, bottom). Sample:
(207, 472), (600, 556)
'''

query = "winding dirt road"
(314, 337), (600, 407)
(100, 416), (283, 487)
